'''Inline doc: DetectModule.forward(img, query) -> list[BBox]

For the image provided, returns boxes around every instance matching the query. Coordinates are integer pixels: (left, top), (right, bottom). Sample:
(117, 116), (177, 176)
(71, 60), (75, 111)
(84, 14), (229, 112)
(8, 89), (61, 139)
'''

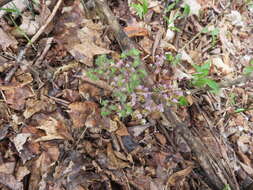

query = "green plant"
(165, 53), (182, 65)
(164, 2), (190, 32)
(0, 1), (21, 15)
(131, 0), (148, 20)
(191, 61), (220, 93)
(202, 27), (220, 47)
(178, 96), (189, 106)
(243, 60), (253, 75)
(222, 184), (231, 190)
(87, 49), (147, 117)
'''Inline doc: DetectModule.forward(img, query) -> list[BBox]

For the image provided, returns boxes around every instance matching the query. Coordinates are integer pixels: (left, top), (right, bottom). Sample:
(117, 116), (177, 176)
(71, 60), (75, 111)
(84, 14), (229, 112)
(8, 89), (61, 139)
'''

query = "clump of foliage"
(191, 61), (220, 93)
(243, 60), (253, 75)
(131, 0), (148, 20)
(87, 49), (148, 117)
(201, 27), (220, 47)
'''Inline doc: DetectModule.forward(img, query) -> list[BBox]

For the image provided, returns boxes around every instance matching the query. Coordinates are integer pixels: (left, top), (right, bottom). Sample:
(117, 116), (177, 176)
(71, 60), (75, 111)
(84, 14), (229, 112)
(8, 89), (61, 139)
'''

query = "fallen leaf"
(24, 96), (56, 119)
(124, 26), (149, 37)
(13, 133), (31, 154)
(0, 172), (23, 190)
(16, 166), (30, 181)
(154, 133), (167, 145)
(167, 166), (193, 185)
(0, 28), (18, 50)
(211, 56), (233, 75)
(11, 12), (39, 37)
(35, 116), (72, 142)
(68, 101), (101, 128)
(4, 85), (33, 111)
(107, 143), (129, 169)
(0, 162), (15, 174)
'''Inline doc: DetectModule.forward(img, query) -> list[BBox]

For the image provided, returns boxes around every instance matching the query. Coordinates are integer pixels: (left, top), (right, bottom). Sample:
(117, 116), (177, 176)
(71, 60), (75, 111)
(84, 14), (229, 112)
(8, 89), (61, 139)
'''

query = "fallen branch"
(88, 0), (240, 189)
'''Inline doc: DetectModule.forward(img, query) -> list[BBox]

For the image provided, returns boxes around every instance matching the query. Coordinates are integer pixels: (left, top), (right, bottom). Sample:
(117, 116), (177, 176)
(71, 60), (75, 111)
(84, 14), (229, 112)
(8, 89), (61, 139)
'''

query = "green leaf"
(205, 78), (220, 93)
(101, 107), (111, 116)
(169, 26), (181, 32)
(178, 96), (188, 106)
(201, 27), (209, 33)
(244, 60), (253, 75)
(183, 4), (190, 16)
(234, 108), (246, 113)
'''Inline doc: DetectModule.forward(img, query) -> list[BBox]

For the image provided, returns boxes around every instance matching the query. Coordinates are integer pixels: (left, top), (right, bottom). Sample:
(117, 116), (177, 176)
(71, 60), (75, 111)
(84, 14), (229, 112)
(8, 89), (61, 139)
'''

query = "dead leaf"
(16, 166), (30, 181)
(4, 85), (33, 111)
(154, 133), (167, 145)
(0, 28), (18, 50)
(107, 143), (129, 169)
(35, 116), (72, 142)
(55, 2), (111, 66)
(167, 166), (193, 185)
(124, 26), (149, 37)
(11, 12), (39, 37)
(68, 101), (101, 128)
(0, 162), (15, 174)
(211, 56), (233, 75)
(115, 119), (129, 136)
(24, 96), (56, 119)
(13, 133), (31, 154)
(0, 172), (23, 190)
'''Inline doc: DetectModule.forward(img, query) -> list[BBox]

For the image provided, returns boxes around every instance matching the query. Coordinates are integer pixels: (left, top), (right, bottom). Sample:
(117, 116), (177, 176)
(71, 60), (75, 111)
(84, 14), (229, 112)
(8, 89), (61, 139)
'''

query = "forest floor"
(0, 0), (253, 190)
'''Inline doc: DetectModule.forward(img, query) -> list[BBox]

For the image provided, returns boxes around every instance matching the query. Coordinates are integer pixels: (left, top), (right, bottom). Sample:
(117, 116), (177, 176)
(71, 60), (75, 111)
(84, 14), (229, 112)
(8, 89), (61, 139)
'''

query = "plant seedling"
(131, 0), (148, 20)
(192, 61), (220, 93)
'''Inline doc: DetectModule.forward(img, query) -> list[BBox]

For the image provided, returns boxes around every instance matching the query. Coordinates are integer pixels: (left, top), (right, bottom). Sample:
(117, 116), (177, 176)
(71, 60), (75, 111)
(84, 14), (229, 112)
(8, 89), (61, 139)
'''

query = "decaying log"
(85, 0), (243, 189)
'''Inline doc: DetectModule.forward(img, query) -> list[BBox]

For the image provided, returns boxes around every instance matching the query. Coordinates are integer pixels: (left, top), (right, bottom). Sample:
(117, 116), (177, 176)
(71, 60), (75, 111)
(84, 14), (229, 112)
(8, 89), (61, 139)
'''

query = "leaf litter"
(0, 0), (252, 189)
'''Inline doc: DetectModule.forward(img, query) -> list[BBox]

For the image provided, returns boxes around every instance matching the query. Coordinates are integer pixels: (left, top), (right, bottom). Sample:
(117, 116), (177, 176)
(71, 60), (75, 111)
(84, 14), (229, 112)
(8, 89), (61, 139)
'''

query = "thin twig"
(4, 0), (63, 83)
(0, 0), (12, 7)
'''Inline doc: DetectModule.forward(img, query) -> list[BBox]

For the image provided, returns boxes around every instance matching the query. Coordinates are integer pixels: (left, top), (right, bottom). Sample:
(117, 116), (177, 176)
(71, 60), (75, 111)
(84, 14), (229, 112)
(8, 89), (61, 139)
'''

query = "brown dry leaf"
(35, 116), (72, 142)
(0, 28), (18, 50)
(0, 172), (23, 190)
(4, 85), (33, 111)
(0, 162), (15, 174)
(16, 166), (30, 181)
(107, 143), (129, 169)
(79, 83), (101, 100)
(128, 125), (150, 137)
(167, 166), (193, 186)
(55, 1), (111, 66)
(115, 118), (129, 136)
(124, 26), (149, 37)
(24, 96), (56, 119)
(11, 12), (39, 37)
(68, 101), (101, 128)
(211, 56), (234, 75)
(139, 36), (153, 54)
(154, 133), (166, 145)
(12, 133), (31, 154)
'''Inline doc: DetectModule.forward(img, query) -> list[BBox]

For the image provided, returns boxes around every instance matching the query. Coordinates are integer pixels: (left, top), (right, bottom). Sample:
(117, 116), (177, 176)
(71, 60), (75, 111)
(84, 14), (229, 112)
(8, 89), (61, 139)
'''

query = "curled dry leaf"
(12, 133), (31, 154)
(107, 143), (129, 169)
(0, 172), (23, 190)
(0, 28), (18, 50)
(24, 96), (56, 119)
(124, 26), (149, 38)
(35, 116), (72, 142)
(167, 166), (193, 186)
(3, 82), (34, 111)
(55, 1), (111, 66)
(16, 166), (30, 181)
(0, 162), (15, 175)
(68, 101), (101, 128)
(11, 12), (40, 37)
